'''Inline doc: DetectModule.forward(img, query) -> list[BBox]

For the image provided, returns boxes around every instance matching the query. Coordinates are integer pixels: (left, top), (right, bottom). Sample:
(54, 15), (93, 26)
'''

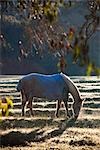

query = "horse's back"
(22, 73), (64, 86)
(23, 73), (61, 80)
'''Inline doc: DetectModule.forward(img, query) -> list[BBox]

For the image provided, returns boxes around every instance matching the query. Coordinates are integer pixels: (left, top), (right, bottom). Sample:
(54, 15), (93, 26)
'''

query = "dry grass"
(0, 116), (100, 150)
(0, 76), (100, 150)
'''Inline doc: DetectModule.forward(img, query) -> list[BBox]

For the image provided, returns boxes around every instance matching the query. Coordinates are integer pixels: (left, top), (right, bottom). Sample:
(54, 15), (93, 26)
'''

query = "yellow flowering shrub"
(0, 96), (13, 119)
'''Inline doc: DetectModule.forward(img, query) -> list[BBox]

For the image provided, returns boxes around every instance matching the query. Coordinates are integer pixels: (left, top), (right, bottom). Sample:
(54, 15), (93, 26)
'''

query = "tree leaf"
(86, 63), (93, 76)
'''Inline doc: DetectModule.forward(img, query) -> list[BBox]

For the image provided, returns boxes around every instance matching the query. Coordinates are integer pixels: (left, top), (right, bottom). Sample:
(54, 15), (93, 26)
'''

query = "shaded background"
(0, 2), (100, 75)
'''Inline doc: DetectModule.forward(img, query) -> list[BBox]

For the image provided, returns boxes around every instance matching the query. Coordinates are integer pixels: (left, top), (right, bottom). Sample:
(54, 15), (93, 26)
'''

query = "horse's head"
(73, 97), (84, 119)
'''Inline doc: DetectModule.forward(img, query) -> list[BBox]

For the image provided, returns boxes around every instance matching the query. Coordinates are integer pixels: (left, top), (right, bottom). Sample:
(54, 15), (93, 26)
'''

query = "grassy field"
(0, 76), (100, 150)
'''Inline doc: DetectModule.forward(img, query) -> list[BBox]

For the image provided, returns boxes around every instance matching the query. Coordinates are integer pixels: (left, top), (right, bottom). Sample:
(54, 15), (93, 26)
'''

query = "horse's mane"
(60, 72), (81, 101)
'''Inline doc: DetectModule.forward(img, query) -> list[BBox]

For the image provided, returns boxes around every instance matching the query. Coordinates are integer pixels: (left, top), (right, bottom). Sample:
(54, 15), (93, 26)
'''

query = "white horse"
(17, 73), (83, 119)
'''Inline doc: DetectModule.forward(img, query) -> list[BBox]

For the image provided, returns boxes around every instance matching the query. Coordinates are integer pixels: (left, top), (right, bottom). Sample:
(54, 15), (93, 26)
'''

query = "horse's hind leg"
(27, 97), (33, 116)
(22, 100), (26, 116)
(30, 98), (34, 116)
(21, 90), (27, 116)
(55, 100), (61, 117)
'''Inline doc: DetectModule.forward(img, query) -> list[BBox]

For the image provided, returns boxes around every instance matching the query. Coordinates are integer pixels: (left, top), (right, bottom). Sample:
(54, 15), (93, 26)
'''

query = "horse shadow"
(0, 117), (76, 147)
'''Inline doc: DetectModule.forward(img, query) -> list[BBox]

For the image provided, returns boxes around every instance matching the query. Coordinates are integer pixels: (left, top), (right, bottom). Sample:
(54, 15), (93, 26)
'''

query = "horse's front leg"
(63, 97), (70, 118)
(63, 88), (70, 118)
(55, 100), (61, 118)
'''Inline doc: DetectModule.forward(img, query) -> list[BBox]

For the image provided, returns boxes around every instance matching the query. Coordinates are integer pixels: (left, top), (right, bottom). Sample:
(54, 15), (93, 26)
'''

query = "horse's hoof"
(74, 115), (78, 120)
(66, 115), (70, 119)
(30, 111), (34, 117)
(30, 114), (34, 117)
(67, 113), (71, 117)
(55, 113), (59, 118)
(55, 116), (59, 118)
(27, 103), (31, 108)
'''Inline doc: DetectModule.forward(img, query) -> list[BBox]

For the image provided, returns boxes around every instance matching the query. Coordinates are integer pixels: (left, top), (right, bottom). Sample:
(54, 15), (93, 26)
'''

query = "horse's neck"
(60, 73), (81, 101)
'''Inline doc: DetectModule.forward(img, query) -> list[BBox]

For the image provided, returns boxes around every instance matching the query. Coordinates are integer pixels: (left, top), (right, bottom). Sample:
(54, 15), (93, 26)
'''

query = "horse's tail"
(16, 79), (22, 92)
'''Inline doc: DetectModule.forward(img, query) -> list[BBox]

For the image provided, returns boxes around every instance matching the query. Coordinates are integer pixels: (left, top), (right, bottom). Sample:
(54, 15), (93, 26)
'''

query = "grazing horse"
(17, 73), (82, 119)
